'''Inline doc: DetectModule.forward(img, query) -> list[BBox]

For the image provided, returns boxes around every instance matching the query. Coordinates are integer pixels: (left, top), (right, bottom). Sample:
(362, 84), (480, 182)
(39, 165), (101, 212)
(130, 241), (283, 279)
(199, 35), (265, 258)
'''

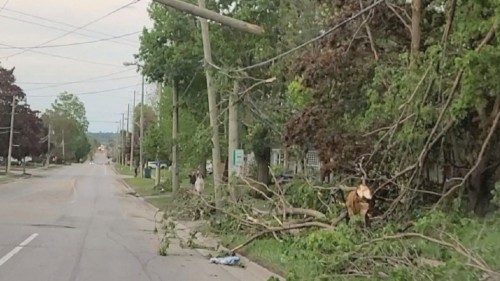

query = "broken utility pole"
(153, 0), (264, 35)
(198, 0), (222, 208)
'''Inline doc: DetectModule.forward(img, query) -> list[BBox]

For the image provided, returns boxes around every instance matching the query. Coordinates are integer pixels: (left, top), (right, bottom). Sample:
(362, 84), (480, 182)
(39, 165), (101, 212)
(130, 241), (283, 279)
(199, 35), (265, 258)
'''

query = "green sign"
(233, 149), (244, 168)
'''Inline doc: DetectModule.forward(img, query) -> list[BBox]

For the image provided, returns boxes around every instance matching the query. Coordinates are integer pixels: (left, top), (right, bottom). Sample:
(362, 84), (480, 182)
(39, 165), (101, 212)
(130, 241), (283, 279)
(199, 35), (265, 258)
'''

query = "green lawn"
(115, 164), (135, 177)
(124, 177), (162, 197)
(0, 174), (8, 184)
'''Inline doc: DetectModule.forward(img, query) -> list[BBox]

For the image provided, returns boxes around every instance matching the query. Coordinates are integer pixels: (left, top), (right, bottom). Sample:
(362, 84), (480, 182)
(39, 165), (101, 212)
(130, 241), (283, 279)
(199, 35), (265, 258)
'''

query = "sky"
(0, 0), (154, 132)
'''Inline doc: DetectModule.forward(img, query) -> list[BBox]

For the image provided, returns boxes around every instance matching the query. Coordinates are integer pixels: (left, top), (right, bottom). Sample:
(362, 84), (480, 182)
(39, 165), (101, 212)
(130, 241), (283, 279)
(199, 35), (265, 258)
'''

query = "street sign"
(233, 149), (244, 168)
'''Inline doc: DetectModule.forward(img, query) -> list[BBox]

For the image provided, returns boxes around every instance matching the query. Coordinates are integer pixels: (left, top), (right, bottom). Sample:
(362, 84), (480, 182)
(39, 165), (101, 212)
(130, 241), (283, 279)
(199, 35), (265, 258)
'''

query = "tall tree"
(43, 93), (91, 162)
(0, 65), (46, 160)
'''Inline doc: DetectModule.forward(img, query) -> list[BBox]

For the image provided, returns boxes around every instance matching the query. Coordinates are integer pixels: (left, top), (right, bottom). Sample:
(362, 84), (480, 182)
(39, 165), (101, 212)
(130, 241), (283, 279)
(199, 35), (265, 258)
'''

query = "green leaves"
(43, 92), (91, 161)
(287, 77), (313, 110)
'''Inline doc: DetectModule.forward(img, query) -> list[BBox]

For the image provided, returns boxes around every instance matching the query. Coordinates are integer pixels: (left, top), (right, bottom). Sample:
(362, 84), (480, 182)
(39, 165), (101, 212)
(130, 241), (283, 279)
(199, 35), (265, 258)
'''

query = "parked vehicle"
(206, 160), (213, 174)
(147, 161), (169, 169)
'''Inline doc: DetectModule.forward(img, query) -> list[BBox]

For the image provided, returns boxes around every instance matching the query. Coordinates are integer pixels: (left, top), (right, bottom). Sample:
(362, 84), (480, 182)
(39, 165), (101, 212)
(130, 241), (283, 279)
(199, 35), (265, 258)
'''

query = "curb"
(113, 166), (284, 280)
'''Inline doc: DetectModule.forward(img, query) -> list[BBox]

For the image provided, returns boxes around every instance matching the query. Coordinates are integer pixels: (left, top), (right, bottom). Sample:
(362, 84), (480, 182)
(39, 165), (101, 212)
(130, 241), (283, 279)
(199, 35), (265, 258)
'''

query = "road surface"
(0, 153), (274, 281)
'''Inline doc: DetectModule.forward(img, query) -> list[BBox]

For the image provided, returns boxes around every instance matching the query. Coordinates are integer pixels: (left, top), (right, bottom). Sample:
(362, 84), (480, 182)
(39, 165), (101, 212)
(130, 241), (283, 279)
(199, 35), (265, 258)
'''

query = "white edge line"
(0, 233), (39, 266)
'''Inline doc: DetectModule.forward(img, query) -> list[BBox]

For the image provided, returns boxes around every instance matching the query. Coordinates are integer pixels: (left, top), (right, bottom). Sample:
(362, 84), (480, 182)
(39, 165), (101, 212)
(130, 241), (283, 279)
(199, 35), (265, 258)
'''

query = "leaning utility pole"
(153, 0), (264, 204)
(199, 0), (222, 208)
(6, 95), (16, 174)
(140, 75), (145, 178)
(171, 80), (179, 193)
(130, 91), (136, 171)
(153, 0), (264, 35)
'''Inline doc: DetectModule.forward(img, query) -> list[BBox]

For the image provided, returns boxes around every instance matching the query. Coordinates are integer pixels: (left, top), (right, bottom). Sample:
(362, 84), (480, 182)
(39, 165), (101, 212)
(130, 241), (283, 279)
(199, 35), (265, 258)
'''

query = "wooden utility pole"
(126, 104), (130, 166)
(62, 129), (65, 162)
(199, 0), (222, 207)
(121, 113), (125, 166)
(130, 91), (136, 171)
(171, 80), (179, 193)
(46, 123), (51, 167)
(228, 80), (239, 201)
(6, 95), (16, 174)
(154, 83), (162, 187)
(153, 0), (264, 35)
(140, 75), (145, 177)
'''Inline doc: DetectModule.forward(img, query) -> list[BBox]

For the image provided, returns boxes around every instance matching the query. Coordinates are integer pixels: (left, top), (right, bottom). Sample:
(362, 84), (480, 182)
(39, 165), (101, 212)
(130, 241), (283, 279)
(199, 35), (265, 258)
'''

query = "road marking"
(0, 233), (38, 267)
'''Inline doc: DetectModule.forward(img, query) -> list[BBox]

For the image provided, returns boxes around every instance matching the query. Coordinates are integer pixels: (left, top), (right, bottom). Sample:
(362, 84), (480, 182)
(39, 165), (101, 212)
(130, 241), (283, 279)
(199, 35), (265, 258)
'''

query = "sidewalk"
(116, 171), (284, 281)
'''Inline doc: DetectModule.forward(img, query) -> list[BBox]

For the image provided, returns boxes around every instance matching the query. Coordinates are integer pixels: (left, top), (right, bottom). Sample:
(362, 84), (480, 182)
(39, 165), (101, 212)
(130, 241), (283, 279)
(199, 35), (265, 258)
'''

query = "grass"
(219, 211), (500, 280)
(221, 234), (291, 276)
(124, 177), (161, 196)
(114, 163), (183, 206)
(115, 164), (135, 177)
(0, 174), (9, 184)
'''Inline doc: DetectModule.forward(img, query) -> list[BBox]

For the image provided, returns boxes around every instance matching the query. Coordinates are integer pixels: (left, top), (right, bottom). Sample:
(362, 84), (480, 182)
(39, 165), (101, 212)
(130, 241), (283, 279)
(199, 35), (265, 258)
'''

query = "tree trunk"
(469, 138), (500, 215)
(199, 0), (222, 208)
(228, 80), (240, 201)
(199, 159), (207, 176)
(172, 79), (180, 193)
(256, 147), (271, 185)
(410, 0), (423, 67)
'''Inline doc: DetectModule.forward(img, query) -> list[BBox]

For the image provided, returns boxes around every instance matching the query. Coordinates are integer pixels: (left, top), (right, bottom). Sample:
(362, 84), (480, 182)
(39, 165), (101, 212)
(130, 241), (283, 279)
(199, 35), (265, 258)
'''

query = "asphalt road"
(0, 153), (273, 281)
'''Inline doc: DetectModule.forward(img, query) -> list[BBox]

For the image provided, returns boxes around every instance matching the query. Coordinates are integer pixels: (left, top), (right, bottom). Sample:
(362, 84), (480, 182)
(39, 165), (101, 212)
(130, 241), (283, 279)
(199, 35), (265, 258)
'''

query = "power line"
(0, 19), (139, 49)
(1, 0), (142, 59)
(25, 75), (139, 91)
(0, 0), (10, 13)
(0, 14), (133, 47)
(17, 68), (135, 85)
(0, 42), (122, 67)
(0, 14), (136, 48)
(2, 7), (137, 45)
(234, 0), (383, 72)
(27, 83), (141, 98)
(87, 120), (122, 123)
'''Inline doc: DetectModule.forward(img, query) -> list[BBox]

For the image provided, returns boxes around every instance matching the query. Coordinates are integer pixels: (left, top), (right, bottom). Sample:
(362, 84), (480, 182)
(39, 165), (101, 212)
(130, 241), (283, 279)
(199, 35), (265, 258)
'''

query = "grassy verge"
(113, 165), (500, 279)
(218, 212), (500, 280)
(0, 174), (9, 184)
(114, 163), (184, 203)
(115, 164), (135, 177)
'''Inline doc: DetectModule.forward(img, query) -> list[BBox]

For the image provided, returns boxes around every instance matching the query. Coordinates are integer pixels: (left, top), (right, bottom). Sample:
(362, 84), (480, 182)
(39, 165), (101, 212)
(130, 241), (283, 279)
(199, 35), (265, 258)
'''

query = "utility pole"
(228, 80), (239, 201)
(115, 126), (120, 164)
(153, 0), (264, 35)
(199, 0), (222, 208)
(171, 80), (179, 193)
(6, 95), (16, 174)
(130, 91), (136, 171)
(126, 105), (130, 166)
(155, 83), (163, 188)
(121, 113), (125, 166)
(140, 75), (145, 178)
(46, 123), (51, 167)
(62, 129), (65, 163)
(118, 118), (122, 165)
